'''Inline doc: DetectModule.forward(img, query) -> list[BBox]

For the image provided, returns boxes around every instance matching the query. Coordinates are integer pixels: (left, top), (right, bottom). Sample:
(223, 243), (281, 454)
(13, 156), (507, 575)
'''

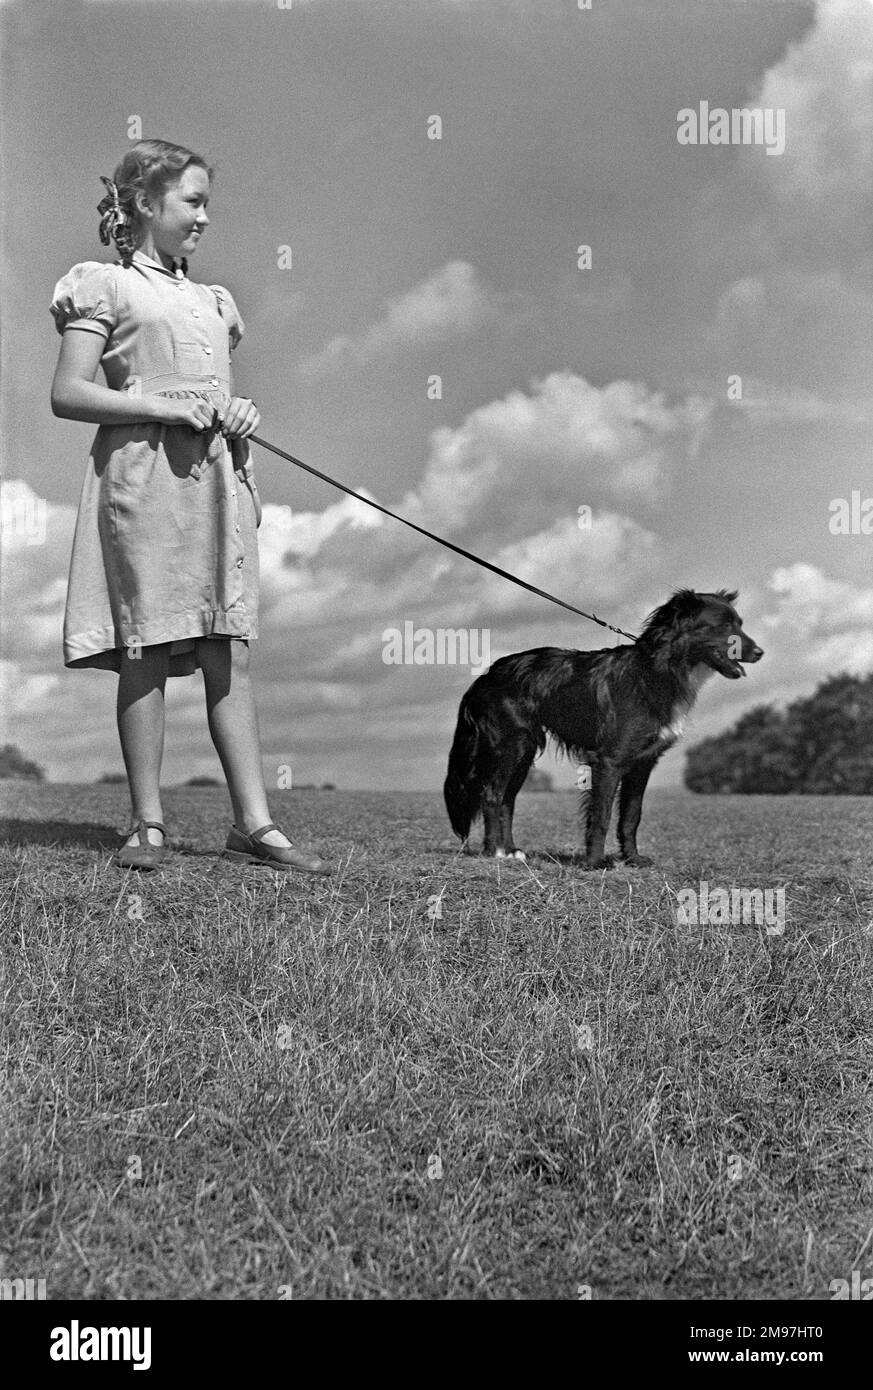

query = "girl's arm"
(51, 328), (215, 430)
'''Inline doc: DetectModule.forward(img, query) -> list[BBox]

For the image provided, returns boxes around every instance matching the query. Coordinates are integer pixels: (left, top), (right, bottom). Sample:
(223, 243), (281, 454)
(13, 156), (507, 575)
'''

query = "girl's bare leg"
(116, 642), (171, 846)
(195, 637), (292, 848)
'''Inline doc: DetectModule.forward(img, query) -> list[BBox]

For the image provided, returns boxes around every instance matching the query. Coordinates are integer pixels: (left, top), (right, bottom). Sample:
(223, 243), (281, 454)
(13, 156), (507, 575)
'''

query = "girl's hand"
(222, 397), (260, 439)
(155, 397), (217, 431)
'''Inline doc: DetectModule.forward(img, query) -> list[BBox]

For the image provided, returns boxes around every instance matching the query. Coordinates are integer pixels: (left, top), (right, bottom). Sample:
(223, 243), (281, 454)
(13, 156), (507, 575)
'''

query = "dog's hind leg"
(617, 757), (658, 866)
(583, 761), (622, 869)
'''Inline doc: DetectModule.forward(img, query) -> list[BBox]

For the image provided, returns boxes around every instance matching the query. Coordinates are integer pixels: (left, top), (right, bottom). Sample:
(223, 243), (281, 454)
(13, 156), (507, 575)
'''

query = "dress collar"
(130, 248), (187, 279)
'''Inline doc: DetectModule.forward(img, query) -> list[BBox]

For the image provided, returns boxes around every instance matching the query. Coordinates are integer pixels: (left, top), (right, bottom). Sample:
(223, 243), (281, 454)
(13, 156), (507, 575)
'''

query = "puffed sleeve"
(49, 261), (117, 338)
(209, 284), (245, 350)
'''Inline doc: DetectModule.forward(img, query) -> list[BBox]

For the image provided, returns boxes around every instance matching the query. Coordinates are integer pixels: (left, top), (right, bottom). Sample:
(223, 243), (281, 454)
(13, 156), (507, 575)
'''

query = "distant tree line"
(684, 672), (873, 794)
(0, 749), (335, 789)
(181, 777), (337, 790)
(0, 744), (45, 780)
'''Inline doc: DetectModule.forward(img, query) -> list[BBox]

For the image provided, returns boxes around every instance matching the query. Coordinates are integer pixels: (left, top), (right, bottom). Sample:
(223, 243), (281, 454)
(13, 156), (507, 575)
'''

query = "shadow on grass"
(0, 816), (219, 860)
(0, 816), (123, 850)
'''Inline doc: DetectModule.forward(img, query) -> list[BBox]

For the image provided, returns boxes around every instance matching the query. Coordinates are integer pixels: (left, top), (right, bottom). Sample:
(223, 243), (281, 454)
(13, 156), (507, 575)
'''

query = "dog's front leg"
(481, 785), (502, 856)
(583, 762), (621, 869)
(617, 757), (657, 866)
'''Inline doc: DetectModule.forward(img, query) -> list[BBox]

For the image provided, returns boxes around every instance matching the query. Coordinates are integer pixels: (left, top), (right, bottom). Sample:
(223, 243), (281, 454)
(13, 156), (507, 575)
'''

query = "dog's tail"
(444, 699), (483, 842)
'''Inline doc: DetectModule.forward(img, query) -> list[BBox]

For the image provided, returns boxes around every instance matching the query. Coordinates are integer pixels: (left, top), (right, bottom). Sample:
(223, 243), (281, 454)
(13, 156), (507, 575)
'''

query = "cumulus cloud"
(0, 480), (74, 665)
(399, 371), (712, 537)
(249, 372), (703, 641)
(480, 512), (660, 621)
(764, 563), (873, 660)
(298, 260), (497, 376)
(699, 0), (873, 397)
(755, 0), (873, 221)
(259, 490), (380, 565)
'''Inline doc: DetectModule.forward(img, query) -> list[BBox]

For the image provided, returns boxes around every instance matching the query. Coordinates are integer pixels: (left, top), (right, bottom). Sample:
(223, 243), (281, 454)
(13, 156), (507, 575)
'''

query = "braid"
(97, 139), (213, 269)
(97, 176), (136, 267)
(114, 217), (138, 267)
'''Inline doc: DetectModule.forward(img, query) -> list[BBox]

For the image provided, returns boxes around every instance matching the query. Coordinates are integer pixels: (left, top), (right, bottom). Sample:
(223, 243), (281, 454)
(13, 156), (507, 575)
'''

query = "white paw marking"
(494, 847), (507, 858)
(511, 850), (526, 861)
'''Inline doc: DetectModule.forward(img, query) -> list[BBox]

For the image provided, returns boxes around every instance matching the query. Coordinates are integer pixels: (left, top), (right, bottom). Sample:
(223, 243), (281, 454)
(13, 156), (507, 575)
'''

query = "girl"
(50, 139), (329, 875)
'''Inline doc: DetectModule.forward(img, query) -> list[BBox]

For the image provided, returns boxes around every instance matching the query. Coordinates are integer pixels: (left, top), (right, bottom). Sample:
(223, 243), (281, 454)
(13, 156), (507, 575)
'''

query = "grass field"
(1, 781), (871, 1300)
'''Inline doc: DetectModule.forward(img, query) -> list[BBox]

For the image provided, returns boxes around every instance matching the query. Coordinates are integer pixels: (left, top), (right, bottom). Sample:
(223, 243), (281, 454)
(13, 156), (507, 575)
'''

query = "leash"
(249, 433), (639, 642)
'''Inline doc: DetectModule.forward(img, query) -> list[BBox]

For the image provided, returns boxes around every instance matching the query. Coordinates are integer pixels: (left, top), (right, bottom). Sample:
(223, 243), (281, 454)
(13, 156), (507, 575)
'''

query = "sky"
(1, 0), (872, 792)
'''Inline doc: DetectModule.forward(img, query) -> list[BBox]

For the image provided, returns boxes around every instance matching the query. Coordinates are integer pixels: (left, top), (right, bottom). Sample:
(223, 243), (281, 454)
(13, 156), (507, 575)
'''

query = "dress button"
(204, 347), (212, 355)
(210, 378), (219, 386)
(236, 558), (243, 567)
(192, 309), (200, 318)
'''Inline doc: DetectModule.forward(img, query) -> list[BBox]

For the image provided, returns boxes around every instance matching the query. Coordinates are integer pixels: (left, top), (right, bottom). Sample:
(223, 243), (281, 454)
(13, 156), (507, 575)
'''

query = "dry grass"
(1, 782), (871, 1299)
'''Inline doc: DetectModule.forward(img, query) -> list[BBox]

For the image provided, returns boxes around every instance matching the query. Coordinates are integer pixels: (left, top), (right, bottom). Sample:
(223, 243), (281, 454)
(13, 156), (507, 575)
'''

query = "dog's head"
(641, 589), (764, 679)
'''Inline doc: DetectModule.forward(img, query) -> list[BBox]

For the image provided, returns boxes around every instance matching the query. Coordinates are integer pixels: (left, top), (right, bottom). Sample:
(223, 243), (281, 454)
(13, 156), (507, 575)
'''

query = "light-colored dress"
(50, 248), (262, 678)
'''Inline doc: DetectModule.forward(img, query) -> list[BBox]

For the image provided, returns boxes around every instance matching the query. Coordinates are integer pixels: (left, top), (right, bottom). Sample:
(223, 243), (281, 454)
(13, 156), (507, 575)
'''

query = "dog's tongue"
(739, 664), (747, 677)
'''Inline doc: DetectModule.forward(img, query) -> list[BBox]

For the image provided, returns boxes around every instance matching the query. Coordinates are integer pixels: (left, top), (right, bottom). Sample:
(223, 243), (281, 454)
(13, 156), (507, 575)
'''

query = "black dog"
(444, 589), (763, 868)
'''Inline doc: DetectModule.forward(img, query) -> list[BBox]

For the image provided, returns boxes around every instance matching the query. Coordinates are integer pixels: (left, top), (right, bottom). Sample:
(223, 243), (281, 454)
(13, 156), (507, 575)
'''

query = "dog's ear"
(641, 589), (697, 634)
(641, 590), (699, 671)
(668, 588), (703, 618)
(715, 588), (739, 605)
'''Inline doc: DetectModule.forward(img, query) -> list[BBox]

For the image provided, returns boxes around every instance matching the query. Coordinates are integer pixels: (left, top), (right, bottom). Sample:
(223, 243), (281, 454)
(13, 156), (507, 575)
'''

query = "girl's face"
(139, 165), (211, 260)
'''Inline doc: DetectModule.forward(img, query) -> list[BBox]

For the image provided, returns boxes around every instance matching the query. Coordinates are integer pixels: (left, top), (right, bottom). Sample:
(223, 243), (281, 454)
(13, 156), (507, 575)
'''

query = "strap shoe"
(115, 819), (168, 870)
(222, 822), (330, 874)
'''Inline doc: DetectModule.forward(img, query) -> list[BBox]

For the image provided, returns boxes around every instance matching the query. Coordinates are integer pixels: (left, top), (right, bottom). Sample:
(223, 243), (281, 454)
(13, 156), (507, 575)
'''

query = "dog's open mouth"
(710, 650), (746, 679)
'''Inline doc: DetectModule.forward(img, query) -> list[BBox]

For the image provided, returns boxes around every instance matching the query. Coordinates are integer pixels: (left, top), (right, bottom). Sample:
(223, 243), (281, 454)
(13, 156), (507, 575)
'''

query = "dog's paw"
(583, 853), (615, 870)
(621, 853), (654, 868)
(510, 850), (526, 862)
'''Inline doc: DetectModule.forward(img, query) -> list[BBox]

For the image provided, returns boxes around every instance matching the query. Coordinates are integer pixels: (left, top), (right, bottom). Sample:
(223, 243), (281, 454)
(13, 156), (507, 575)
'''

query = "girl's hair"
(98, 139), (213, 267)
